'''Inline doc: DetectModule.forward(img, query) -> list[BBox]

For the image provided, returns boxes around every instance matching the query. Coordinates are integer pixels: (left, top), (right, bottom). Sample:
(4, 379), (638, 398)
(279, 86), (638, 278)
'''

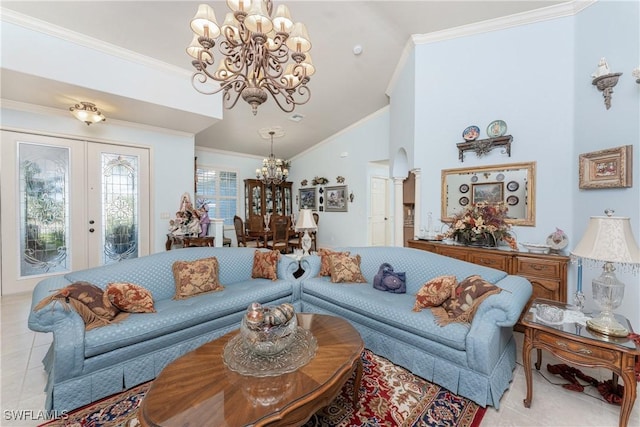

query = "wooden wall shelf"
(456, 135), (512, 162)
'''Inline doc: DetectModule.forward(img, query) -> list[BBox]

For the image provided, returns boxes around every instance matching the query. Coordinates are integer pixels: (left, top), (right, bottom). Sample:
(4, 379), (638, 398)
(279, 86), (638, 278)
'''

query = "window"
(195, 166), (238, 226)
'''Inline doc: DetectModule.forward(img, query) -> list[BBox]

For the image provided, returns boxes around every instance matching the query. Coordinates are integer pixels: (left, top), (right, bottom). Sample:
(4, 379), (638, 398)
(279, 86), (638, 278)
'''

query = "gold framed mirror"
(441, 161), (536, 226)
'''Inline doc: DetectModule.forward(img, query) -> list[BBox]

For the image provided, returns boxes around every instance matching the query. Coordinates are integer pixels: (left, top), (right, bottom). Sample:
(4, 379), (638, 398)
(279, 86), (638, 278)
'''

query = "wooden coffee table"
(139, 313), (364, 426)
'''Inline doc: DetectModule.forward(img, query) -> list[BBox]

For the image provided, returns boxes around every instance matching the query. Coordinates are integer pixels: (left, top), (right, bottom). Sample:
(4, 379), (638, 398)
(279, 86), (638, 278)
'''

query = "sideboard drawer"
(515, 257), (562, 279)
(468, 252), (509, 271)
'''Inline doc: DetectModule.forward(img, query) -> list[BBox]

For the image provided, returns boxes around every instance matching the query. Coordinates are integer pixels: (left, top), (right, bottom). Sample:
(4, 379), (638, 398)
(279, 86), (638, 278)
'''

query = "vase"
(456, 233), (497, 247)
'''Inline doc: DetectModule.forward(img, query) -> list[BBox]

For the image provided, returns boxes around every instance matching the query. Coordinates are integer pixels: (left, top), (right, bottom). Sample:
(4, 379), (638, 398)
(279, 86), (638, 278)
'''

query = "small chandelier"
(187, 0), (314, 116)
(69, 102), (106, 125)
(256, 131), (288, 185)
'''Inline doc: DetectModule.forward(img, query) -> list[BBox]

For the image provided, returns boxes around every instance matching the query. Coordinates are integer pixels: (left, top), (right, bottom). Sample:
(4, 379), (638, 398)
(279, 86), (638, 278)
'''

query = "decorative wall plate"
(459, 184), (469, 193)
(459, 196), (469, 206)
(496, 173), (505, 181)
(506, 181), (519, 191)
(506, 195), (519, 206)
(462, 125), (480, 141)
(470, 175), (478, 183)
(487, 120), (507, 137)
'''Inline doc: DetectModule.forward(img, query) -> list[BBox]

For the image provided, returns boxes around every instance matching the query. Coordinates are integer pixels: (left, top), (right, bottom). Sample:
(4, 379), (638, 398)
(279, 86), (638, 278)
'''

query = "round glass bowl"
(240, 314), (298, 356)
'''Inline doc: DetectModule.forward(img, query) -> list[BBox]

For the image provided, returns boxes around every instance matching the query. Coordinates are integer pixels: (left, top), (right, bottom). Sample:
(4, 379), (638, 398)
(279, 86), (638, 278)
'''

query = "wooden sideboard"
(407, 240), (569, 329)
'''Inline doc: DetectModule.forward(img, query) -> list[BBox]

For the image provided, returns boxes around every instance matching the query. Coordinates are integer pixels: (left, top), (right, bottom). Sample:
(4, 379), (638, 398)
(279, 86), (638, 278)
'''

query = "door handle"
(89, 228), (95, 233)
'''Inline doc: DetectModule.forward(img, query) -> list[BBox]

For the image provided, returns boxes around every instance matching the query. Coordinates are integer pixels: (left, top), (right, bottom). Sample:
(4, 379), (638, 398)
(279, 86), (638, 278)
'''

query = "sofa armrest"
(465, 275), (532, 374)
(28, 275), (86, 382)
(298, 255), (321, 280)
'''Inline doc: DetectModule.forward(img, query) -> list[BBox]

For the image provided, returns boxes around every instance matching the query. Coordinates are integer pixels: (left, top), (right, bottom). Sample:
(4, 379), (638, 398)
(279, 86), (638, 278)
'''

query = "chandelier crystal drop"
(187, 0), (314, 115)
(256, 131), (288, 185)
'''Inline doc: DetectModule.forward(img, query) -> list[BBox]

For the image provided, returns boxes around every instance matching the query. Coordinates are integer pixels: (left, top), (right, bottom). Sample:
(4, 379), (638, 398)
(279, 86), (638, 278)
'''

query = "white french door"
(369, 176), (390, 246)
(0, 131), (150, 295)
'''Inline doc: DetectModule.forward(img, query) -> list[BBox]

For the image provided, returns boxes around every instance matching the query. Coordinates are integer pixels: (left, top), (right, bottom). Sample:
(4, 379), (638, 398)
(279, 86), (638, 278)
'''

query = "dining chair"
(266, 215), (291, 253)
(234, 215), (260, 248)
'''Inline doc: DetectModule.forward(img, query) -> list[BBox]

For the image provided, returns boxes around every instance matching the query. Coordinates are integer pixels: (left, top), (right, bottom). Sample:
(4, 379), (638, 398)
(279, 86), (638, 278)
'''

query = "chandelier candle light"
(187, 0), (314, 115)
(295, 208), (317, 256)
(256, 130), (288, 185)
(571, 209), (640, 337)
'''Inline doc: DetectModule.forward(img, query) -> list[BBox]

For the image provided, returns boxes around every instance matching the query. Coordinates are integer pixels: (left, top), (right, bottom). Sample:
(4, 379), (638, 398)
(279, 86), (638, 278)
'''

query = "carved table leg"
(619, 360), (637, 427)
(535, 349), (542, 371)
(523, 329), (534, 408)
(352, 356), (363, 407)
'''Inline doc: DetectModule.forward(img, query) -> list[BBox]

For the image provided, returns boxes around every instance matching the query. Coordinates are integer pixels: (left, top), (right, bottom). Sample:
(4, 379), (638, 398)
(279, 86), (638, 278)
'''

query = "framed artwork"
(325, 185), (348, 212)
(298, 187), (317, 210)
(471, 182), (504, 204)
(579, 145), (632, 189)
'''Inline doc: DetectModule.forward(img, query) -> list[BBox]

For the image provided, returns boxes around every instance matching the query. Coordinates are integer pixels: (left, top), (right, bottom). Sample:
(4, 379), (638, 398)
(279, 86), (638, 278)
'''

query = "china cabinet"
(244, 179), (293, 231)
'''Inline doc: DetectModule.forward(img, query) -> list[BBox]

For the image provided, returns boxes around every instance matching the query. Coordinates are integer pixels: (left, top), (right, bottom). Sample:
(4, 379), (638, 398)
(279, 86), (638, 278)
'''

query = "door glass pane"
(102, 153), (139, 264)
(19, 143), (70, 276)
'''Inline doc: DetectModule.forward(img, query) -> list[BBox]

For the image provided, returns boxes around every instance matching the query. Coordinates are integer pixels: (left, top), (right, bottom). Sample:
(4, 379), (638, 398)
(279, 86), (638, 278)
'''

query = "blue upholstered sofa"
(29, 245), (531, 412)
(28, 247), (300, 412)
(298, 246), (532, 409)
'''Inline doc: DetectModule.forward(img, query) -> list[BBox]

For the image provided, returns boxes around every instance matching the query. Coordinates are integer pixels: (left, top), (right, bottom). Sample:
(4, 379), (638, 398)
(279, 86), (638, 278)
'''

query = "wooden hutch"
(244, 179), (293, 230)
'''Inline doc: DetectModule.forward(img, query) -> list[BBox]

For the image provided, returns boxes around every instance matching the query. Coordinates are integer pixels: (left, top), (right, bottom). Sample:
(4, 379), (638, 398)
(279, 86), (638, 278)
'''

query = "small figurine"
(592, 57), (611, 78)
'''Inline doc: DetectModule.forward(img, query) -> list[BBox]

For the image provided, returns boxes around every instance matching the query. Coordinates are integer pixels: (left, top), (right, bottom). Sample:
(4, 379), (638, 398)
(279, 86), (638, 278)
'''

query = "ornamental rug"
(40, 350), (486, 427)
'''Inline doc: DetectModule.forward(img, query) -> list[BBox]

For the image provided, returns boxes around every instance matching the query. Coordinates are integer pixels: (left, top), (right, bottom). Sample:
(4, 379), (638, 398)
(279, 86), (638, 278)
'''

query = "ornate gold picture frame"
(579, 145), (632, 189)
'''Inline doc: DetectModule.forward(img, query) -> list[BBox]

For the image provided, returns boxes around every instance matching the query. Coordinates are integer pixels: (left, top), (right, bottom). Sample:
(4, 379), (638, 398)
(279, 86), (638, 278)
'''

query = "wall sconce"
(591, 58), (622, 110)
(70, 101), (106, 125)
(633, 67), (640, 84)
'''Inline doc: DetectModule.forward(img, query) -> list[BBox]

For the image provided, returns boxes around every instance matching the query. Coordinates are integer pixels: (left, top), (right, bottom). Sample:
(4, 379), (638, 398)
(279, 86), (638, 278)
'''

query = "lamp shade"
(571, 215), (640, 265)
(295, 209), (317, 231)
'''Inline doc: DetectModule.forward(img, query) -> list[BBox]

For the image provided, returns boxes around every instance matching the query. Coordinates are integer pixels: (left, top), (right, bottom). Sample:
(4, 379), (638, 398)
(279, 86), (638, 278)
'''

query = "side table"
(522, 298), (639, 427)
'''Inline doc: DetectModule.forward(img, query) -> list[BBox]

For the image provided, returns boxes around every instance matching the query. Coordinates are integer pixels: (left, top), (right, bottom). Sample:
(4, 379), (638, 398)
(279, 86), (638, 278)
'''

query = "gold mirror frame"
(441, 161), (536, 226)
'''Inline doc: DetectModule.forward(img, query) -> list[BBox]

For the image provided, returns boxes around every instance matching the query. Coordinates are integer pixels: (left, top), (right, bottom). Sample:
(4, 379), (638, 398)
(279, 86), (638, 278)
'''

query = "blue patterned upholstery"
(299, 246), (531, 409)
(28, 245), (531, 412)
(28, 247), (299, 412)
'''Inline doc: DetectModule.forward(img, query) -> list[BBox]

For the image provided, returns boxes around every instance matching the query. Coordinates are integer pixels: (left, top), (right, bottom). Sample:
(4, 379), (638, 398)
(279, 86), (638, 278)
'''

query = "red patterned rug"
(40, 350), (485, 427)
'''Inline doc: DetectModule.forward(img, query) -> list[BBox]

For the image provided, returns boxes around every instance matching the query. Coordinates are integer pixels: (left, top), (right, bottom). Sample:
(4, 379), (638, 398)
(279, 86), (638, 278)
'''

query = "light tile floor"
(1, 291), (638, 427)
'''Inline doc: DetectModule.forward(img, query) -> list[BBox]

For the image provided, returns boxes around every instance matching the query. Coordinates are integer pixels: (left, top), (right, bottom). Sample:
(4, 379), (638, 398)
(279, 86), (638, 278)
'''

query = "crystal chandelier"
(187, 0), (314, 116)
(256, 131), (288, 184)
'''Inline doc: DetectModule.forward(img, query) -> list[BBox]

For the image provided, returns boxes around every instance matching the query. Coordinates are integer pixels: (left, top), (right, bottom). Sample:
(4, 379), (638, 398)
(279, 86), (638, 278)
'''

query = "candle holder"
(573, 290), (585, 311)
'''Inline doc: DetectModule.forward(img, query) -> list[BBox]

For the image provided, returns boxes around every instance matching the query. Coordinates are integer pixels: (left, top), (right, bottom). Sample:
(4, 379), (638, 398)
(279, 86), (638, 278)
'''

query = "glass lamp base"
(586, 315), (629, 337)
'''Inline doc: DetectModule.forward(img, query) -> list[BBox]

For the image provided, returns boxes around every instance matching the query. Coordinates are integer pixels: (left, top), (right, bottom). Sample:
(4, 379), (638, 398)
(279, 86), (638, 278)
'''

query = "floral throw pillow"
(432, 275), (501, 326)
(106, 282), (156, 313)
(172, 257), (224, 300)
(413, 275), (458, 311)
(318, 248), (350, 276)
(251, 250), (281, 281)
(328, 253), (367, 283)
(33, 281), (124, 330)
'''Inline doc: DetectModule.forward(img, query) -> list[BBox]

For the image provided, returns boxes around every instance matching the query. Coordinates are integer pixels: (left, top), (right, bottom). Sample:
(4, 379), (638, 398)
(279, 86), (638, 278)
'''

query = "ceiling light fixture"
(69, 102), (106, 125)
(256, 130), (288, 185)
(187, 0), (314, 116)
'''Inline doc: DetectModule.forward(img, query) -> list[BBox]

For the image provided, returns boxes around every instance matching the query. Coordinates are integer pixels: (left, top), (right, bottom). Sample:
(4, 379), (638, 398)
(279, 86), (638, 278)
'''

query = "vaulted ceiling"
(1, 1), (564, 159)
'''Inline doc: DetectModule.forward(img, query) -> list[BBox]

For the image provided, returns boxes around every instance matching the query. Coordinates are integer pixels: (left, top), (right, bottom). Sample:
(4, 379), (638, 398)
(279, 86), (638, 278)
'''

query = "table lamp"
(571, 209), (640, 337)
(295, 209), (317, 256)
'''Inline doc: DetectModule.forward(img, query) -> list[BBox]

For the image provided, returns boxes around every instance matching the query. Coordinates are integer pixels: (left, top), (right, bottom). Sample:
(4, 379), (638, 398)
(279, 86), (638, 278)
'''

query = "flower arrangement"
(312, 176), (329, 185)
(443, 202), (517, 250)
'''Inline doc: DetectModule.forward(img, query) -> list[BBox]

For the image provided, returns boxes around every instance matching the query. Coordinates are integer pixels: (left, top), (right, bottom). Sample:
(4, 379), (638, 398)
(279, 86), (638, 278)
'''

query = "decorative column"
(393, 177), (404, 247)
(412, 168), (421, 240)
(211, 218), (224, 247)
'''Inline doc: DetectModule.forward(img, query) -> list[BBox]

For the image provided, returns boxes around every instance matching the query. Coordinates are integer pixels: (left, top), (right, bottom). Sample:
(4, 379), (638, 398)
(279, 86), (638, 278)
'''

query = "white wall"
(1, 105), (195, 255)
(287, 108), (390, 248)
(573, 0), (640, 330)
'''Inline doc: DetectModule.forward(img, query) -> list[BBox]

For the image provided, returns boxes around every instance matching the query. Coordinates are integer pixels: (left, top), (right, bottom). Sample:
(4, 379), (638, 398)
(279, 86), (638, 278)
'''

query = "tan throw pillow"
(318, 248), (351, 276)
(106, 282), (156, 313)
(251, 250), (281, 281)
(432, 275), (501, 326)
(172, 257), (224, 300)
(33, 281), (125, 330)
(413, 275), (458, 312)
(328, 253), (367, 283)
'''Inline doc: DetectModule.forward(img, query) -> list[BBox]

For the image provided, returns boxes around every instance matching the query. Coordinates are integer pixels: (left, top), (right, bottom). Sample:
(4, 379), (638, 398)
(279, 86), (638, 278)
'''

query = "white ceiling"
(1, 1), (564, 159)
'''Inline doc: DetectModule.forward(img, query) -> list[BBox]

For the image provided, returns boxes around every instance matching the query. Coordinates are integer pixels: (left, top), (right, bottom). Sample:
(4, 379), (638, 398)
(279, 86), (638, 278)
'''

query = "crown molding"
(0, 7), (192, 78)
(386, 0), (596, 96)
